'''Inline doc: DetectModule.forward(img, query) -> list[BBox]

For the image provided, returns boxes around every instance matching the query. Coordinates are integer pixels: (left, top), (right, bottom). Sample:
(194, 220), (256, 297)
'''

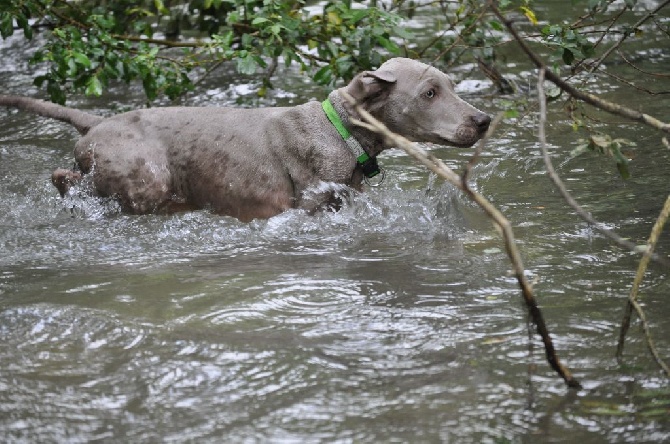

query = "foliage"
(571, 133), (635, 179)
(540, 23), (595, 66)
(0, 0), (407, 103)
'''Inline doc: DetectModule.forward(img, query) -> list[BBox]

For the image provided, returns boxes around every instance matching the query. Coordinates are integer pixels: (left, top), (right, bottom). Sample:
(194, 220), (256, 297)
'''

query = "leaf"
(504, 109), (519, 119)
(349, 10), (368, 23)
(570, 143), (591, 158)
(153, 0), (170, 15)
(624, 0), (638, 9)
(393, 26), (413, 40)
(72, 52), (92, 68)
(236, 54), (257, 75)
(590, 134), (611, 149)
(562, 48), (575, 65)
(313, 65), (333, 85)
(0, 14), (14, 38)
(67, 58), (78, 76)
(33, 75), (48, 88)
(376, 36), (399, 54)
(269, 24), (282, 36)
(327, 11), (342, 26)
(545, 84), (562, 100)
(47, 80), (67, 105)
(142, 76), (158, 101)
(520, 6), (538, 25)
(85, 75), (103, 96)
(611, 145), (631, 179)
(489, 20), (503, 32)
(251, 17), (269, 26)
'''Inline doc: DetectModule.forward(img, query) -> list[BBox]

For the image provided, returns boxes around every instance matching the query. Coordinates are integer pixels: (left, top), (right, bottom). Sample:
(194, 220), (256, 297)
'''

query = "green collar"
(322, 98), (380, 178)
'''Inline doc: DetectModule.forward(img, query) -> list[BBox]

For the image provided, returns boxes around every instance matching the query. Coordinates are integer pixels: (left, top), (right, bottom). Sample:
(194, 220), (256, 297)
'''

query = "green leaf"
(376, 36), (399, 54)
(47, 80), (66, 105)
(503, 109), (519, 119)
(611, 146), (631, 179)
(236, 54), (257, 75)
(33, 75), (48, 88)
(499, 0), (512, 8)
(142, 76), (158, 101)
(0, 14), (14, 38)
(72, 52), (92, 68)
(570, 143), (591, 157)
(153, 0), (170, 15)
(393, 26), (413, 40)
(269, 24), (282, 36)
(489, 20), (503, 32)
(85, 75), (103, 96)
(313, 65), (333, 85)
(562, 48), (575, 65)
(251, 17), (269, 26)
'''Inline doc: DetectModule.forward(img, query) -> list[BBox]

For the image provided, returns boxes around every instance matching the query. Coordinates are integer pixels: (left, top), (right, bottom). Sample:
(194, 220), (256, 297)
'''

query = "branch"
(588, 0), (670, 74)
(617, 50), (670, 78)
(489, 1), (670, 134)
(342, 92), (582, 389)
(112, 35), (202, 48)
(571, 3), (626, 75)
(616, 195), (670, 377)
(536, 68), (670, 267)
(599, 69), (670, 96)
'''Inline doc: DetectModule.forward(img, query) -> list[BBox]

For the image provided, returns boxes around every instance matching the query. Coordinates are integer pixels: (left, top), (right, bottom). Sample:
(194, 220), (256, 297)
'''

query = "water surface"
(1, 3), (669, 442)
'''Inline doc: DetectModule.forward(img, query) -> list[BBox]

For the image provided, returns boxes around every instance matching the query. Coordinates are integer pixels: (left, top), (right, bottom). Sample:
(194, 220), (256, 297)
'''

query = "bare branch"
(343, 91), (582, 389)
(617, 50), (670, 78)
(536, 68), (670, 267)
(588, 0), (670, 74)
(616, 195), (670, 377)
(489, 1), (670, 134)
(598, 69), (670, 96)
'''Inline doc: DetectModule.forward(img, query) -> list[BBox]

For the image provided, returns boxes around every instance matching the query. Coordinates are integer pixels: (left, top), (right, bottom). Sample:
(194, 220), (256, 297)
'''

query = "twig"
(489, 1), (670, 135)
(342, 91), (582, 389)
(588, 0), (670, 74)
(616, 195), (670, 377)
(425, 5), (489, 64)
(191, 58), (228, 90)
(112, 35), (202, 48)
(572, 4), (626, 75)
(617, 50), (670, 78)
(598, 69), (670, 96)
(536, 68), (670, 267)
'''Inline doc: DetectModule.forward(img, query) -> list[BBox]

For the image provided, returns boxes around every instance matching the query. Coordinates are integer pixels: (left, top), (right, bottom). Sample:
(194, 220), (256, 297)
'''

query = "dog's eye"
(425, 89), (436, 99)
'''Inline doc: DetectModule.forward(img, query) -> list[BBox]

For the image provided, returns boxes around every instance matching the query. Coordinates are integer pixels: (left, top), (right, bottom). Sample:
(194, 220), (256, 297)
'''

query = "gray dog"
(0, 58), (490, 221)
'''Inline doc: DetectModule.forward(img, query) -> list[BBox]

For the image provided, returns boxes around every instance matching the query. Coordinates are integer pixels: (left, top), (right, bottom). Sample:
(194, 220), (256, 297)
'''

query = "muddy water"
(1, 4), (670, 443)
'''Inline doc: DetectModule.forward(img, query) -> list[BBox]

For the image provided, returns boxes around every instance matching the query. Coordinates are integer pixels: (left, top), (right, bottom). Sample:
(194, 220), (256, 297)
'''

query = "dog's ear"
(345, 69), (397, 103)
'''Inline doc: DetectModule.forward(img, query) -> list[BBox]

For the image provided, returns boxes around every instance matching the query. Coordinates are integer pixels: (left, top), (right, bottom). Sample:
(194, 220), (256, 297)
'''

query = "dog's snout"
(472, 112), (491, 133)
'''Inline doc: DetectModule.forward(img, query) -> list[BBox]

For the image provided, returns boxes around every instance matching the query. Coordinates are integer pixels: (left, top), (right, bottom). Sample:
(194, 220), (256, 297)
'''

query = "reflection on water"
(1, 9), (670, 443)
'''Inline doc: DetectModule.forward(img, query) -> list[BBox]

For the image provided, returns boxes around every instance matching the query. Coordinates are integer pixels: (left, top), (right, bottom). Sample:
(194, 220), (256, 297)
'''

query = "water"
(1, 3), (670, 443)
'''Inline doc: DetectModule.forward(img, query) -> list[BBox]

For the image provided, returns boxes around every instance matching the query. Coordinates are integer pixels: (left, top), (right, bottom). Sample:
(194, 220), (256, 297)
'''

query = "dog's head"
(343, 57), (490, 148)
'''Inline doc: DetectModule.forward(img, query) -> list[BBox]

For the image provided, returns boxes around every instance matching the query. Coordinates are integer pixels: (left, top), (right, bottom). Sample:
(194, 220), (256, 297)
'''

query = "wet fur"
(0, 58), (490, 221)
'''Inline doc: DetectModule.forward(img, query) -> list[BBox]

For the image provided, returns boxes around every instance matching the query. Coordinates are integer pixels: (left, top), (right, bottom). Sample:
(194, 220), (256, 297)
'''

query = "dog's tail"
(0, 95), (104, 135)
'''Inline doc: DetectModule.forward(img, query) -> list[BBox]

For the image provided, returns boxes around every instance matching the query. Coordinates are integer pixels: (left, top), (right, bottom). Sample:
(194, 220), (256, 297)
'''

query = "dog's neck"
(327, 90), (386, 158)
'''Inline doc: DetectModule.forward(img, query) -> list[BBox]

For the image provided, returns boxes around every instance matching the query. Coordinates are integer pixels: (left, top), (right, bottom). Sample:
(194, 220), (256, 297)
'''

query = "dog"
(0, 58), (490, 221)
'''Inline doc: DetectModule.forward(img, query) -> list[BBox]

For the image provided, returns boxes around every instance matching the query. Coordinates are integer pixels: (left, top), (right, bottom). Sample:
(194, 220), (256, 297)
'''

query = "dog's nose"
(472, 112), (491, 133)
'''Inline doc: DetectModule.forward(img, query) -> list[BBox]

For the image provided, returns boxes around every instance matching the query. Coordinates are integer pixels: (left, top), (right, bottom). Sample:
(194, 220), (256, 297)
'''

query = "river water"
(1, 2), (669, 443)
